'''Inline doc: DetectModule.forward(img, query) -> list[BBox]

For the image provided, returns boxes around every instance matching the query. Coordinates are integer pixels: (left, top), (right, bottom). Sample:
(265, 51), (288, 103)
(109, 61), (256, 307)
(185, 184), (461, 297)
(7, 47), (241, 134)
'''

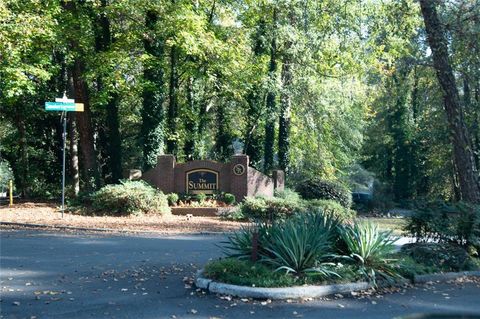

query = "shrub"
(195, 193), (207, 203)
(404, 201), (480, 246)
(0, 160), (13, 193)
(401, 243), (478, 272)
(220, 208), (245, 221)
(296, 178), (352, 208)
(304, 199), (356, 222)
(222, 193), (236, 205)
(338, 221), (400, 284)
(394, 255), (440, 280)
(240, 196), (304, 222)
(91, 180), (170, 216)
(274, 188), (301, 203)
(239, 197), (268, 219)
(166, 193), (179, 206)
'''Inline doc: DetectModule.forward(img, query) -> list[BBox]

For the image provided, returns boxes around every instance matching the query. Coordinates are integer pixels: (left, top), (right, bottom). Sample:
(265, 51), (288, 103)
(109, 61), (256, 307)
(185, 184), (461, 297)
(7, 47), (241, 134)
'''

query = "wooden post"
(251, 231), (259, 262)
(9, 180), (13, 206)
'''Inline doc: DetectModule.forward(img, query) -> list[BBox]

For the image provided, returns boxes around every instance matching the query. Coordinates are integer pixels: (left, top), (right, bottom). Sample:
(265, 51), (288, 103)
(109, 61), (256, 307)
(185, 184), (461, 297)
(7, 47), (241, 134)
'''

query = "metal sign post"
(61, 111), (67, 218)
(45, 94), (84, 218)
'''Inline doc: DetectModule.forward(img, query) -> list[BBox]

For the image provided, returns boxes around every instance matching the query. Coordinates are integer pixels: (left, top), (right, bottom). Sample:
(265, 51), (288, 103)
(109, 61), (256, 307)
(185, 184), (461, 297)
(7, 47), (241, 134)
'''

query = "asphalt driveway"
(1, 229), (480, 319)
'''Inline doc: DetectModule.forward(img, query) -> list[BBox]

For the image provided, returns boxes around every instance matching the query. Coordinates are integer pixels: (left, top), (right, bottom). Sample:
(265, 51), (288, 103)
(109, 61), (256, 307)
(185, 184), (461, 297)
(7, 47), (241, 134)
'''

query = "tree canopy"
(1, 0), (479, 203)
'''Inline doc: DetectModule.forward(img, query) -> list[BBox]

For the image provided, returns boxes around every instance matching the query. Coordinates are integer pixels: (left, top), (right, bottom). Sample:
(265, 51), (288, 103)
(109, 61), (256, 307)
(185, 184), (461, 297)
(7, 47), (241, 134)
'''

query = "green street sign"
(45, 102), (84, 112)
(45, 102), (75, 111)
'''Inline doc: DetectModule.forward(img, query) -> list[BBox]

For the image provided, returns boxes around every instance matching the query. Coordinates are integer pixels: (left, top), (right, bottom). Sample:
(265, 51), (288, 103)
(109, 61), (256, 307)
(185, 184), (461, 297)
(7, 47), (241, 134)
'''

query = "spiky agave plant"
(220, 223), (270, 260)
(338, 221), (400, 285)
(260, 212), (340, 278)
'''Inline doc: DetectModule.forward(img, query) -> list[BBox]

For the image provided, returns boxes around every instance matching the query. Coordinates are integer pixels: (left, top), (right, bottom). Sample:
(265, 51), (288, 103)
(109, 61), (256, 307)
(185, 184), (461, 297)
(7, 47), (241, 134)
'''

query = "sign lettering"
(186, 170), (218, 194)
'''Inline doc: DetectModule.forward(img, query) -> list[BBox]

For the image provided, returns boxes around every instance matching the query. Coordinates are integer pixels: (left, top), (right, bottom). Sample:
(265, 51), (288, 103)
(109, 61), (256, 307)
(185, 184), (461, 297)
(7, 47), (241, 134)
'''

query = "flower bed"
(198, 209), (480, 296)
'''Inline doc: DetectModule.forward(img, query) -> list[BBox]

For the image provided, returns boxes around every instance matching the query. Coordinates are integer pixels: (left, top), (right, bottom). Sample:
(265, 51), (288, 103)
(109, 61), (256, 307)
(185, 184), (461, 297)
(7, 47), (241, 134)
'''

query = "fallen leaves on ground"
(0, 203), (246, 234)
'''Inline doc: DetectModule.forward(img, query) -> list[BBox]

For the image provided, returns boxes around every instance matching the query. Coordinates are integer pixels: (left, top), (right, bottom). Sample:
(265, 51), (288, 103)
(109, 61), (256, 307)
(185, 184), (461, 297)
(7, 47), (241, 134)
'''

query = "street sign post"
(45, 94), (84, 218)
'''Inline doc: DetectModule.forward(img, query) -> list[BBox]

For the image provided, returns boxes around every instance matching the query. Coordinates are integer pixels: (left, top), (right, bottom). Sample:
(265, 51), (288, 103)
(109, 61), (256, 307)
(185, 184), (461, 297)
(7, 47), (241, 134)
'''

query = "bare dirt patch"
(0, 202), (246, 234)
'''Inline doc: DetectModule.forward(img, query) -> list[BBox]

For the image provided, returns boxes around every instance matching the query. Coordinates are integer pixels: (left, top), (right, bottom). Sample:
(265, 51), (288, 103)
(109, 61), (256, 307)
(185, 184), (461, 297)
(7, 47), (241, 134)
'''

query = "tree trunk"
(72, 59), (100, 191)
(214, 102), (231, 161)
(473, 76), (480, 167)
(68, 113), (80, 196)
(167, 45), (179, 155)
(14, 108), (29, 197)
(278, 8), (294, 174)
(63, 0), (99, 192)
(105, 93), (122, 182)
(419, 0), (480, 203)
(183, 76), (197, 160)
(244, 90), (263, 169)
(264, 7), (278, 173)
(141, 10), (165, 169)
(278, 57), (292, 173)
(96, 0), (122, 183)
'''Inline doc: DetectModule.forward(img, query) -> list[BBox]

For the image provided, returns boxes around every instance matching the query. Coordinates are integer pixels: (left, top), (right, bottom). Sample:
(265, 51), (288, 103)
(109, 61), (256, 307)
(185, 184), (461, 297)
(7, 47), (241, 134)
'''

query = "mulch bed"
(0, 202), (246, 234)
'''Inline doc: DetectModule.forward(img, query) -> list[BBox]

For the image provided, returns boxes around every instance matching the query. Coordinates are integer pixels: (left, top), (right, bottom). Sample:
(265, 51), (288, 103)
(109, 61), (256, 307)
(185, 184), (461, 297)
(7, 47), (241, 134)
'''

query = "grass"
(363, 217), (406, 236)
(204, 258), (297, 287)
(203, 258), (365, 287)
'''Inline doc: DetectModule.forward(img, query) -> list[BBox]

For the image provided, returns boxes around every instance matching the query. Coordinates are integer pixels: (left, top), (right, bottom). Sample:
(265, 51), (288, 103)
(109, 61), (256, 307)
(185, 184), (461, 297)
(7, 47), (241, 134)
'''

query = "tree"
(419, 0), (480, 203)
(141, 9), (165, 169)
(263, 6), (278, 173)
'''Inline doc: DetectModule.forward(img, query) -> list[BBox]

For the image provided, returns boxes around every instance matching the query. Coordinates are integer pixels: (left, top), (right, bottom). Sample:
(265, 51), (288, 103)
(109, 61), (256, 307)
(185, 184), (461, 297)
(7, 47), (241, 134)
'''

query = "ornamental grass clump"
(338, 221), (400, 285)
(222, 212), (341, 279)
(221, 223), (271, 260)
(261, 213), (340, 278)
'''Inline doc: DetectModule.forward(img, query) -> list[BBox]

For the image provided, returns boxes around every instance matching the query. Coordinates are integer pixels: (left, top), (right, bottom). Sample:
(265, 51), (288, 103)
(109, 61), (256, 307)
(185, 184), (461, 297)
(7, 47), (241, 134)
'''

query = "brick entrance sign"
(132, 154), (284, 201)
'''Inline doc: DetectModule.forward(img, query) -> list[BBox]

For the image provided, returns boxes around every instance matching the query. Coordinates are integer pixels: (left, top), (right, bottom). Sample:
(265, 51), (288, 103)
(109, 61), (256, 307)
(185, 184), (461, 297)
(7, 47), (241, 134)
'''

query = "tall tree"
(166, 44), (179, 155)
(95, 0), (122, 183)
(264, 7), (278, 173)
(278, 8), (295, 174)
(141, 10), (165, 170)
(419, 0), (480, 203)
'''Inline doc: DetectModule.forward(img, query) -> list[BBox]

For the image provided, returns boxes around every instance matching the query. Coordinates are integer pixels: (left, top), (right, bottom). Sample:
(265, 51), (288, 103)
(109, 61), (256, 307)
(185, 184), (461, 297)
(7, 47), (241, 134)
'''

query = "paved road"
(1, 229), (480, 319)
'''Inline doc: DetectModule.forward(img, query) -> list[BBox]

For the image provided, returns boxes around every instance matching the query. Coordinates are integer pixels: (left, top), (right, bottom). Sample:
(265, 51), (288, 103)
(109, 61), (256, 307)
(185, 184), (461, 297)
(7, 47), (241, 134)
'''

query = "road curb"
(195, 269), (480, 300)
(0, 221), (226, 236)
(195, 270), (373, 300)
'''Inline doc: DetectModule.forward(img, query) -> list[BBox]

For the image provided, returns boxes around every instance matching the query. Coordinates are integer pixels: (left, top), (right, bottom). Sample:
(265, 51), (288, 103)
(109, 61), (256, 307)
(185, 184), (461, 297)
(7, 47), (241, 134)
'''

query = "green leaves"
(261, 213), (336, 274)
(338, 221), (400, 284)
(222, 212), (340, 278)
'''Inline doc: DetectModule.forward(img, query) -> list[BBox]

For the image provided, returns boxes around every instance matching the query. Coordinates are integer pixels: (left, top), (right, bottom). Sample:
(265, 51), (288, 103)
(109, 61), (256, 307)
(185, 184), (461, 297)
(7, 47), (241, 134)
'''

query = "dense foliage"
(239, 193), (356, 223)
(339, 222), (399, 284)
(1, 1), (479, 205)
(239, 196), (303, 222)
(401, 243), (479, 272)
(91, 180), (170, 216)
(303, 199), (356, 222)
(296, 179), (352, 208)
(220, 212), (402, 285)
(404, 201), (480, 247)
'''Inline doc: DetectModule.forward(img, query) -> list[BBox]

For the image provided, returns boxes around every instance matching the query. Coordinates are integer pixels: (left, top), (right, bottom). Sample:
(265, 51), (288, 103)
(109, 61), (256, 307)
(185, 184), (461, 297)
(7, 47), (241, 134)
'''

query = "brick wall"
(140, 154), (284, 201)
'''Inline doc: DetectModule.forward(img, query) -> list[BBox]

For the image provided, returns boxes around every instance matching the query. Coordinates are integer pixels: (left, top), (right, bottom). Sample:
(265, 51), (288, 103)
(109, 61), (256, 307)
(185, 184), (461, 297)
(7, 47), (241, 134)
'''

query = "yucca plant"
(220, 223), (270, 259)
(260, 212), (340, 278)
(338, 221), (400, 285)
